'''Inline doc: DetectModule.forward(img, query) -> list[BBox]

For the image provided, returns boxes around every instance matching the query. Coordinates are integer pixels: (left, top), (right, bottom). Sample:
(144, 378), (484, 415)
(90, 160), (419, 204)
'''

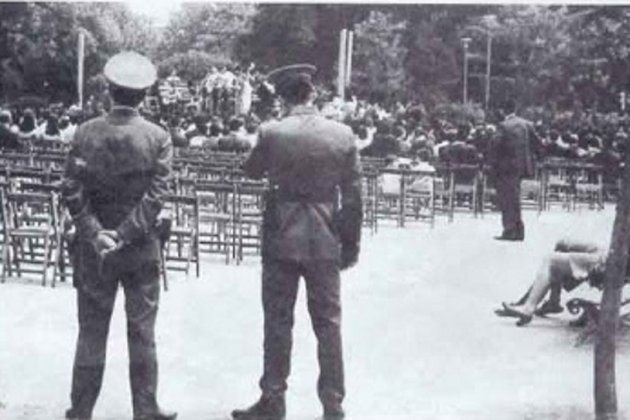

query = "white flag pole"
(337, 29), (347, 98)
(77, 30), (85, 109)
(345, 30), (353, 95)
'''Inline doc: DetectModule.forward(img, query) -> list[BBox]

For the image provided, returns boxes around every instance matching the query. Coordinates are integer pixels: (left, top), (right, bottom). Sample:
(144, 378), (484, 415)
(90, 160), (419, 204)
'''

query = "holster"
(155, 216), (172, 245)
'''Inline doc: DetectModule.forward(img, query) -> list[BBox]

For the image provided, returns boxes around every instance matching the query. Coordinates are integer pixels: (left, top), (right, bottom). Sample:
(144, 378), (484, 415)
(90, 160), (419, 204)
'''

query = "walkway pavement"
(1, 207), (628, 420)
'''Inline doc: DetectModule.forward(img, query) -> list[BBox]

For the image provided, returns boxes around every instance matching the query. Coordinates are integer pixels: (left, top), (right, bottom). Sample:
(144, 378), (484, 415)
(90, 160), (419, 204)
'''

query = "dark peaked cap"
(266, 64), (317, 96)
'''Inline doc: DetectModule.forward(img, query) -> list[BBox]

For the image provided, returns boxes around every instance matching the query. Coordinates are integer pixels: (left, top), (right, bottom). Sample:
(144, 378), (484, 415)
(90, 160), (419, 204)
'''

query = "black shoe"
(323, 406), (345, 420)
(534, 300), (564, 317)
(232, 396), (286, 420)
(134, 409), (178, 420)
(65, 407), (91, 420)
(494, 232), (524, 241)
(500, 302), (533, 326)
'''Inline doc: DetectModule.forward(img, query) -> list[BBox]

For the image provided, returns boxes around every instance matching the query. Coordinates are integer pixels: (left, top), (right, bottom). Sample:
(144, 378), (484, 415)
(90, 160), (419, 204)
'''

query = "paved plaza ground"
(2, 206), (630, 420)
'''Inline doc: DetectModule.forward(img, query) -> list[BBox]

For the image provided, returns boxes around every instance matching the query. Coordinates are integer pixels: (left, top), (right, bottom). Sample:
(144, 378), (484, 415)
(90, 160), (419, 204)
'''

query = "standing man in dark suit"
(62, 51), (176, 420)
(232, 64), (363, 420)
(488, 99), (536, 241)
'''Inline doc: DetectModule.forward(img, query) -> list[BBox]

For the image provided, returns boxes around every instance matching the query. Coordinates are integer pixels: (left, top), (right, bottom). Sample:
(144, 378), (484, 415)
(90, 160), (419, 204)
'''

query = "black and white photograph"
(0, 1), (630, 419)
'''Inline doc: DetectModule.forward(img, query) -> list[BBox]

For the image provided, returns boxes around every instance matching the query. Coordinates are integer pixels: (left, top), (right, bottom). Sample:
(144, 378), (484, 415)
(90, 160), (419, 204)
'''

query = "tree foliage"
(2, 3), (630, 114)
(158, 3), (256, 65)
(237, 5), (369, 79)
(352, 12), (408, 102)
(0, 2), (159, 104)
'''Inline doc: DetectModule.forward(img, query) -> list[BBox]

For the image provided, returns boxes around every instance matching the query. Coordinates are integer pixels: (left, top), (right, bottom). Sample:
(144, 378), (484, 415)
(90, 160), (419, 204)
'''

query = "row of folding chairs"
(361, 159), (606, 230)
(537, 159), (605, 211)
(0, 176), (266, 287)
(0, 180), (66, 287)
(366, 163), (489, 229)
(161, 178), (267, 279)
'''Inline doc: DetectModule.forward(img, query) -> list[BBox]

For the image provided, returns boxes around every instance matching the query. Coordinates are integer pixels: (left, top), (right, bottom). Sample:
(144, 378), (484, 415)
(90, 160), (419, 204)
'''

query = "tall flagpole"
(77, 30), (85, 109)
(337, 29), (347, 98)
(345, 31), (353, 97)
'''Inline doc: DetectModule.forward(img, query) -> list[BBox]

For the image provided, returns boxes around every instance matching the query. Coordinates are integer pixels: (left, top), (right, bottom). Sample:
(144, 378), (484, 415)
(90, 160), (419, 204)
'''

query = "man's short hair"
(279, 77), (314, 105)
(109, 83), (146, 108)
(503, 98), (517, 115)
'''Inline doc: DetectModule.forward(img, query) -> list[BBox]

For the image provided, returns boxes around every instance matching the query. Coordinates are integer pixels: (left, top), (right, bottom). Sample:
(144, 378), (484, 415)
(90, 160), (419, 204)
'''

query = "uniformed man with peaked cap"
(232, 64), (363, 420)
(62, 51), (176, 420)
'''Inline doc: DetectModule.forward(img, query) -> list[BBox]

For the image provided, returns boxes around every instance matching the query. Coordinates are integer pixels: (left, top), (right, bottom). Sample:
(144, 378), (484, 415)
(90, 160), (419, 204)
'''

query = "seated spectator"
(217, 117), (251, 153)
(186, 114), (210, 148)
(18, 108), (38, 137)
(495, 237), (611, 326)
(243, 117), (260, 148)
(31, 111), (59, 141)
(544, 129), (569, 158)
(0, 109), (22, 149)
(360, 120), (400, 157)
(202, 120), (224, 151)
(59, 116), (74, 143)
(168, 117), (189, 148)
(438, 138), (480, 165)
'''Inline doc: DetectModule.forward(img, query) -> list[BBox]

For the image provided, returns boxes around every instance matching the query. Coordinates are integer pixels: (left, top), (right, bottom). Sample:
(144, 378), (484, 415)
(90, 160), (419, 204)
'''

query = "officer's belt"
(271, 187), (337, 204)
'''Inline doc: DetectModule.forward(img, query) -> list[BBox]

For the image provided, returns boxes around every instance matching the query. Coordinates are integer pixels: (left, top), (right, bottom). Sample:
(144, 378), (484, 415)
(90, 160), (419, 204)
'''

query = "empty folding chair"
(235, 180), (267, 263)
(162, 193), (201, 277)
(195, 180), (236, 263)
(1, 190), (61, 286)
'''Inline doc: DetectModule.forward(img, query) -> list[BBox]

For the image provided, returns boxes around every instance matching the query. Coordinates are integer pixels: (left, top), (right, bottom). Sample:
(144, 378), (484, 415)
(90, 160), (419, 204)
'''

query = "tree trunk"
(594, 155), (630, 419)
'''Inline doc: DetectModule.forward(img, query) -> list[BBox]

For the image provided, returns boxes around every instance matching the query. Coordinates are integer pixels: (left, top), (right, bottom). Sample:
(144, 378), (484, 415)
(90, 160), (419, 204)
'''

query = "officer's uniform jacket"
(489, 114), (536, 178)
(62, 106), (172, 274)
(244, 105), (362, 262)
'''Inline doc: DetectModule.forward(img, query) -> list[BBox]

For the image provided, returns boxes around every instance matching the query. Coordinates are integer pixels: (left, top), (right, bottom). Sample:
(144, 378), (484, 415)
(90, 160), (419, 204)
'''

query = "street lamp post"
(485, 34), (492, 110)
(464, 15), (497, 110)
(461, 37), (472, 105)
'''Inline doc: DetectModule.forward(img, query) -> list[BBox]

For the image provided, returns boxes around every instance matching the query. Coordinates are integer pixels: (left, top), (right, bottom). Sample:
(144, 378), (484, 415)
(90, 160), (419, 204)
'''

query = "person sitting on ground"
(495, 237), (612, 326)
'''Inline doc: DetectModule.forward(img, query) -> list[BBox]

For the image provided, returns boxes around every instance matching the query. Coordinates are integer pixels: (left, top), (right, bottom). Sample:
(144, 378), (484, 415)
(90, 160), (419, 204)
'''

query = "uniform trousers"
(70, 247), (161, 419)
(495, 173), (523, 234)
(259, 258), (345, 409)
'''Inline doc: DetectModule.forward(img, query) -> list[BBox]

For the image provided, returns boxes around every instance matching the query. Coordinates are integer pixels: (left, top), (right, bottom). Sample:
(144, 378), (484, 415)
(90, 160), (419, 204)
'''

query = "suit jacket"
(244, 105), (363, 262)
(489, 114), (536, 178)
(62, 106), (172, 271)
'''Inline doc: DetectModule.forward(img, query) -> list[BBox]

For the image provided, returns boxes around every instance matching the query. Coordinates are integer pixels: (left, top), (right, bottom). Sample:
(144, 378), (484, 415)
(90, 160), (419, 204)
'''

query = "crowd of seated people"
(0, 103), (85, 150)
(341, 101), (628, 184)
(2, 74), (630, 186)
(167, 114), (258, 153)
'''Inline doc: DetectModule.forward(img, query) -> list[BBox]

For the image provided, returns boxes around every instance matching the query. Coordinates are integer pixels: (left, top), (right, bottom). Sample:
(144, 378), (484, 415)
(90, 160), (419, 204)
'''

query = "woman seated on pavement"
(495, 237), (610, 326)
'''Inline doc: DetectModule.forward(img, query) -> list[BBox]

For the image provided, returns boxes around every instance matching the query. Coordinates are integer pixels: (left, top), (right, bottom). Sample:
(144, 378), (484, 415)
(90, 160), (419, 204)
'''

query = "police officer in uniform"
(232, 64), (363, 420)
(62, 52), (176, 420)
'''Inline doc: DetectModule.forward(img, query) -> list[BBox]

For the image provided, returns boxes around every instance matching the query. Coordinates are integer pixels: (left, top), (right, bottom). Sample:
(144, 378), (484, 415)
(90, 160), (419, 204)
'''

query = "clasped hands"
(93, 230), (122, 260)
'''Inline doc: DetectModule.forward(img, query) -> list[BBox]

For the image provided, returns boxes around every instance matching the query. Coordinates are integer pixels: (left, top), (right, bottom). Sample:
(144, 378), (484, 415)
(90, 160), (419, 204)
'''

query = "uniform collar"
(505, 113), (516, 121)
(288, 104), (318, 116)
(109, 106), (140, 118)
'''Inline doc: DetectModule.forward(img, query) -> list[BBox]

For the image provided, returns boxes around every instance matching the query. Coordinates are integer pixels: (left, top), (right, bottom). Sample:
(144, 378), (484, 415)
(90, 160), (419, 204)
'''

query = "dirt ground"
(1, 206), (630, 420)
